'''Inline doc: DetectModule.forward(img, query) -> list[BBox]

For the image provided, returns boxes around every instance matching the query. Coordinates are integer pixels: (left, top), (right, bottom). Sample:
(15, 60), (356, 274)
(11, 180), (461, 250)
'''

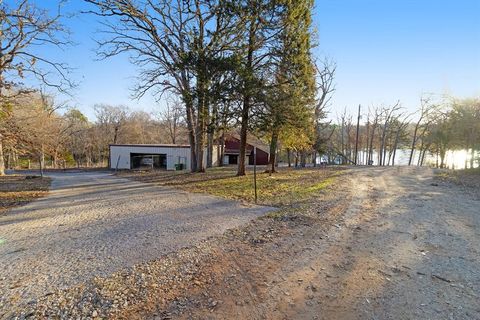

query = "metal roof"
(109, 144), (190, 148)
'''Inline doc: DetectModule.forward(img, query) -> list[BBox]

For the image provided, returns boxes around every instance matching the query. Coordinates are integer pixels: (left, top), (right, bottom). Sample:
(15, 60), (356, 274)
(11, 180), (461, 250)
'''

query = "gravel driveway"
(0, 171), (273, 315)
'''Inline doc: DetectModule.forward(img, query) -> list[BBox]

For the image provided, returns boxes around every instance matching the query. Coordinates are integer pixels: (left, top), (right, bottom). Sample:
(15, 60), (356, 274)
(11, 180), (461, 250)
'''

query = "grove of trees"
(1, 97), (189, 171)
(84, 0), (324, 174)
(0, 0), (478, 175)
(323, 97), (480, 169)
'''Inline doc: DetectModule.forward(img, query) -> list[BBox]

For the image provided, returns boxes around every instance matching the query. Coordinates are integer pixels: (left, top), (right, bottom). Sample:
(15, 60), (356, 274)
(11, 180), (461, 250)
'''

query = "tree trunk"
(416, 142), (422, 166)
(184, 96), (198, 172)
(0, 136), (5, 176)
(268, 129), (279, 173)
(13, 151), (18, 169)
(5, 152), (10, 170)
(287, 148), (291, 167)
(39, 147), (45, 178)
(53, 152), (58, 169)
(195, 72), (207, 173)
(387, 147), (393, 166)
(379, 127), (384, 166)
(380, 117), (391, 167)
(440, 150), (446, 168)
(300, 152), (306, 167)
(196, 128), (205, 173)
(392, 148), (397, 166)
(206, 129), (213, 168)
(237, 104), (249, 176)
(408, 123), (420, 165)
(368, 120), (377, 165)
(420, 144), (430, 166)
(340, 117), (345, 162)
(237, 13), (257, 176)
(471, 147), (475, 169)
(218, 130), (225, 167)
(382, 140), (388, 166)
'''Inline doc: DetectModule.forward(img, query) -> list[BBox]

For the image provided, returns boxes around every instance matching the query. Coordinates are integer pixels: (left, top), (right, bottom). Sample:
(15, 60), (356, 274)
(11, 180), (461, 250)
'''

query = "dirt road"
(0, 171), (272, 317)
(10, 167), (480, 319)
(172, 167), (479, 320)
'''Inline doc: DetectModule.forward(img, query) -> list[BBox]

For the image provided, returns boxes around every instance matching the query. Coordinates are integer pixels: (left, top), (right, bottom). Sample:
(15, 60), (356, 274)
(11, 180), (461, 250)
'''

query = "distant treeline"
(0, 1), (478, 175)
(1, 89), (478, 173)
(0, 94), (189, 171)
(323, 97), (480, 169)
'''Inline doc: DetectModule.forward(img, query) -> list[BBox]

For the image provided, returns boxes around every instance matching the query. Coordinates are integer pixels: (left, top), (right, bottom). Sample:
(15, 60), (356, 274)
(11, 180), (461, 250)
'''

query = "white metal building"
(109, 144), (218, 171)
(109, 144), (191, 170)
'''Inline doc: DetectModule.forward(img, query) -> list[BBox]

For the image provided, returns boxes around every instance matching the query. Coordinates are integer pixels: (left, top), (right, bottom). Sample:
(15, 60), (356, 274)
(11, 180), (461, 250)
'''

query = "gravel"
(0, 171), (273, 318)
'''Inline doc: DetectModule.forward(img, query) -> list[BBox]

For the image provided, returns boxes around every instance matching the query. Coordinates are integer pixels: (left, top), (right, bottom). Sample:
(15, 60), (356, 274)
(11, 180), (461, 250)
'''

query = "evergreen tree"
(261, 0), (316, 173)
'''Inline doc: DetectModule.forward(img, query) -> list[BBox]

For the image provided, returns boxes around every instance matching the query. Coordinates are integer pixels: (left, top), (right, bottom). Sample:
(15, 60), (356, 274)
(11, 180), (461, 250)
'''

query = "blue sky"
(28, 0), (480, 120)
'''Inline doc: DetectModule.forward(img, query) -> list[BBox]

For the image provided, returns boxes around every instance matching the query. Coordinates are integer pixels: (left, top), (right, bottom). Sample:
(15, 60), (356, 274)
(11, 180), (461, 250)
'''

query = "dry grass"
(0, 175), (51, 213)
(436, 167), (480, 199)
(119, 166), (345, 207)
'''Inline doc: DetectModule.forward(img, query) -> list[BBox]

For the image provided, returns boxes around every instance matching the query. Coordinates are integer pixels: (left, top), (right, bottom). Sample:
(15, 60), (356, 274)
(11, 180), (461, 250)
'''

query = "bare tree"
(85, 0), (240, 172)
(85, 0), (198, 169)
(408, 96), (437, 165)
(367, 107), (380, 165)
(378, 101), (401, 166)
(313, 59), (336, 164)
(160, 98), (184, 144)
(94, 104), (129, 163)
(390, 113), (412, 166)
(0, 0), (74, 175)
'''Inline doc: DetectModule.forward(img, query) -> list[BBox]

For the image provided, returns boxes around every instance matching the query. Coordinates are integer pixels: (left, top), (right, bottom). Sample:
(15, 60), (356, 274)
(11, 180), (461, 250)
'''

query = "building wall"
(224, 137), (270, 165)
(223, 155), (230, 165)
(249, 148), (269, 165)
(110, 145), (218, 170)
(225, 137), (253, 152)
(110, 145), (191, 170)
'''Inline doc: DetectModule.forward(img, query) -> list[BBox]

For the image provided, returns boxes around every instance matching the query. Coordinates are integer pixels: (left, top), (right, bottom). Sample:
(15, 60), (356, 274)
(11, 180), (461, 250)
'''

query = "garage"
(130, 153), (167, 169)
(109, 144), (190, 171)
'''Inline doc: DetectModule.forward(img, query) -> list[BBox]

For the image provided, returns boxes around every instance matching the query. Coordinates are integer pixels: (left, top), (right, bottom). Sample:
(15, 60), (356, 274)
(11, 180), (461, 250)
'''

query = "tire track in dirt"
(17, 167), (478, 319)
(167, 167), (479, 320)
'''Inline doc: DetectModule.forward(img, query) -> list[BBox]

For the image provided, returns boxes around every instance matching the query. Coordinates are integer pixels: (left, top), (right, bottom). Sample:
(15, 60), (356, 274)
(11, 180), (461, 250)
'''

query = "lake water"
(322, 149), (478, 169)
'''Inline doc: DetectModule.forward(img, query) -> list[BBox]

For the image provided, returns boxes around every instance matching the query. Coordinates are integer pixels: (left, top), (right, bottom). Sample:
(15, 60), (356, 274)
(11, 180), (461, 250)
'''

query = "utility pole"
(354, 104), (361, 165)
(253, 147), (257, 204)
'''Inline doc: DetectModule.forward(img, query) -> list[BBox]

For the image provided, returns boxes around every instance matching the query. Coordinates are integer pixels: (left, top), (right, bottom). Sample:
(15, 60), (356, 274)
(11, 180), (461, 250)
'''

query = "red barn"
(223, 134), (270, 166)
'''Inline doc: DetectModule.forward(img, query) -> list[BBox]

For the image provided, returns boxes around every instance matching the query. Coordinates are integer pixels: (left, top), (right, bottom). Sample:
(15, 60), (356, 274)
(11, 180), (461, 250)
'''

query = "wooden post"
(253, 147), (257, 204)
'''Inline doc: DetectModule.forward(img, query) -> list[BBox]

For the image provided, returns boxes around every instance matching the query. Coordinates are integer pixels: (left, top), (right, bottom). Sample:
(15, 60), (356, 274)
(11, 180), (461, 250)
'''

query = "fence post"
(254, 147), (257, 204)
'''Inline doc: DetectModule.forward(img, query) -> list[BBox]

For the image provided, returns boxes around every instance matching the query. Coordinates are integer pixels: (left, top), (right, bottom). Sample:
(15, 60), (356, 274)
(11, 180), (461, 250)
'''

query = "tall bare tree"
(0, 0), (74, 175)
(378, 101), (401, 166)
(160, 98), (184, 144)
(313, 59), (336, 164)
(408, 96), (438, 165)
(85, 0), (240, 172)
(94, 104), (129, 149)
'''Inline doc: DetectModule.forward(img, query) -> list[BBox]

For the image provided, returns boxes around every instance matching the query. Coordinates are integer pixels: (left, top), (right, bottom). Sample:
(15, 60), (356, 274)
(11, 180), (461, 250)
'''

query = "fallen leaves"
(0, 175), (51, 213)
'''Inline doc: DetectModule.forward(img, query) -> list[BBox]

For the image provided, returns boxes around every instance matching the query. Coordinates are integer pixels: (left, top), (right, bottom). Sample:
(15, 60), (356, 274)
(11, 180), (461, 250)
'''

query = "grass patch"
(0, 175), (51, 213)
(436, 167), (480, 192)
(120, 166), (343, 207)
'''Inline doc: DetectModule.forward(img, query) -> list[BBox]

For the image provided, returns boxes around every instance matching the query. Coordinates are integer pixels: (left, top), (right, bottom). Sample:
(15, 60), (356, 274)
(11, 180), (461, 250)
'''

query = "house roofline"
(224, 134), (270, 154)
(109, 144), (191, 148)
